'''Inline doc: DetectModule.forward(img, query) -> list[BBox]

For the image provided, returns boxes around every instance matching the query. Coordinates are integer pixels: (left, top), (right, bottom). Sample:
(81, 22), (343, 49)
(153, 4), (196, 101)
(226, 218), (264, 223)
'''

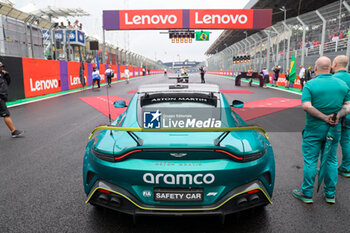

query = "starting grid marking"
(128, 90), (254, 94)
(234, 97), (301, 121)
(81, 96), (301, 122)
(79, 95), (130, 120)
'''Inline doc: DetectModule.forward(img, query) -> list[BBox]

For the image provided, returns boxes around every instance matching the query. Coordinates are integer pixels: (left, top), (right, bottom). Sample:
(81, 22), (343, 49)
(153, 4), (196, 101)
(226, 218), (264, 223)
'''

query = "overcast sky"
(14, 0), (249, 62)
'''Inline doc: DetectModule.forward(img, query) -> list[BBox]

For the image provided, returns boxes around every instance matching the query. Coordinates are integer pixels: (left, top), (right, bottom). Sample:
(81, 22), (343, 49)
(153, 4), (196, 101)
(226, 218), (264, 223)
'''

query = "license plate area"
(154, 188), (203, 202)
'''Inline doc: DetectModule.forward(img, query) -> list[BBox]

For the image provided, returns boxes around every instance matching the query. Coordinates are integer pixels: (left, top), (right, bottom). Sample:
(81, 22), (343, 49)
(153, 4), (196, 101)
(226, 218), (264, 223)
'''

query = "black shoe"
(11, 130), (24, 138)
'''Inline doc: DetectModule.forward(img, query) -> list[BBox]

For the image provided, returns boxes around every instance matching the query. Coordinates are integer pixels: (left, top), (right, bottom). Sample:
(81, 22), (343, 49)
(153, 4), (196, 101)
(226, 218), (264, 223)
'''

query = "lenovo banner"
(103, 9), (271, 30)
(22, 58), (61, 98)
(68, 62), (88, 90)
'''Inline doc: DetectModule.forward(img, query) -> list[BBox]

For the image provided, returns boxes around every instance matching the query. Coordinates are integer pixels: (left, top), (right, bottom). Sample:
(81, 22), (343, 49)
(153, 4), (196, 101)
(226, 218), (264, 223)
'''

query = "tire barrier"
(0, 56), (163, 102)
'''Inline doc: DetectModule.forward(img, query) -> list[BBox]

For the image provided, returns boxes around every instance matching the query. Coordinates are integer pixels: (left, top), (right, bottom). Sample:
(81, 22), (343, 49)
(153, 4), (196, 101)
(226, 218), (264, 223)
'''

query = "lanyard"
(336, 69), (347, 73)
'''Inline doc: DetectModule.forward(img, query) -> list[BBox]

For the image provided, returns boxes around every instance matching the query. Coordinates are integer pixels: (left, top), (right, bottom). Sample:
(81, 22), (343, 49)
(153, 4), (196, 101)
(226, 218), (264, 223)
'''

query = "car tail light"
(98, 189), (110, 194)
(215, 149), (265, 162)
(215, 149), (243, 161)
(92, 148), (142, 162)
(247, 189), (259, 194)
(114, 149), (142, 161)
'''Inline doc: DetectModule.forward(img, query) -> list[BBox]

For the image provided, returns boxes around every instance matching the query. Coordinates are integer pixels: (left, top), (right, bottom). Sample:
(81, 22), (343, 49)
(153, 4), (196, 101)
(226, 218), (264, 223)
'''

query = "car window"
(137, 93), (221, 129)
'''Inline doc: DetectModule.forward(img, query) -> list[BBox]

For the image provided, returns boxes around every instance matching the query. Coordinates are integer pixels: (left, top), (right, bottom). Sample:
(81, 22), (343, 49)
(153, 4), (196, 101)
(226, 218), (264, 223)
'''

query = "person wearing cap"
(124, 66), (130, 84)
(92, 66), (101, 89)
(299, 65), (306, 90)
(272, 65), (280, 87)
(0, 62), (24, 137)
(305, 66), (313, 82)
(105, 65), (114, 87)
(332, 55), (350, 178)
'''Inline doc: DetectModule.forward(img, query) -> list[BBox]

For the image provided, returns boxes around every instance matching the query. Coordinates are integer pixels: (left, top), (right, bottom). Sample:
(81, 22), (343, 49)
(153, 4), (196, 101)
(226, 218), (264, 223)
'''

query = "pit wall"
(0, 56), (163, 102)
(206, 70), (302, 89)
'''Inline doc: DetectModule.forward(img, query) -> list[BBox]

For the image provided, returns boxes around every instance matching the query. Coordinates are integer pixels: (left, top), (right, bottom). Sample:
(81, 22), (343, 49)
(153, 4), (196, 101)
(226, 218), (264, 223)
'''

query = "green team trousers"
(301, 124), (341, 197)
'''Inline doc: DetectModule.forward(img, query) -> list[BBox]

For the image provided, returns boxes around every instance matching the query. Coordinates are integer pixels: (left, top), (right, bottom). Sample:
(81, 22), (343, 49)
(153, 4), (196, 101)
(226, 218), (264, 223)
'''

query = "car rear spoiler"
(89, 126), (269, 145)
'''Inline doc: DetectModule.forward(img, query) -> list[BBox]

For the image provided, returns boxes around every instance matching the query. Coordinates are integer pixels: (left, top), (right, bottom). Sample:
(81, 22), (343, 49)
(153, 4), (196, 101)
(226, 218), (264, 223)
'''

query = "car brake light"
(98, 189), (110, 194)
(215, 149), (243, 160)
(114, 149), (142, 161)
(248, 189), (259, 194)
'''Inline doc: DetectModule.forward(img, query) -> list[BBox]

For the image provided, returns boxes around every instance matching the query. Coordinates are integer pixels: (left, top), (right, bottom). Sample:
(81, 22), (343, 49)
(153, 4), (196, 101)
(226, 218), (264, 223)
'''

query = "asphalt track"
(0, 74), (349, 233)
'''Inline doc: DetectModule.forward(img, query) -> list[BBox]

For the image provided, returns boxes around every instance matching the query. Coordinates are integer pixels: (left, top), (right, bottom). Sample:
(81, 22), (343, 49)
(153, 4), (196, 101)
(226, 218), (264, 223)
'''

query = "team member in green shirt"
(332, 55), (350, 178)
(293, 56), (350, 204)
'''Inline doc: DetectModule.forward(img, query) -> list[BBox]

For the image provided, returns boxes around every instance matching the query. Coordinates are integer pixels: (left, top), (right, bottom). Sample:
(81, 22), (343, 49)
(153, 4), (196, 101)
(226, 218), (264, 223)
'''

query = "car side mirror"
(113, 100), (127, 108)
(232, 100), (244, 108)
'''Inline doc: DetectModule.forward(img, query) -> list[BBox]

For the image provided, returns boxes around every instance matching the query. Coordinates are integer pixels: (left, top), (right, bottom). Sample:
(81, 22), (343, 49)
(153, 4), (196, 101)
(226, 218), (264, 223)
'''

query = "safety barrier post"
(264, 30), (271, 72)
(271, 26), (280, 67)
(245, 38), (252, 70)
(282, 22), (291, 72)
(296, 16), (306, 67)
(250, 36), (258, 71)
(315, 10), (326, 56)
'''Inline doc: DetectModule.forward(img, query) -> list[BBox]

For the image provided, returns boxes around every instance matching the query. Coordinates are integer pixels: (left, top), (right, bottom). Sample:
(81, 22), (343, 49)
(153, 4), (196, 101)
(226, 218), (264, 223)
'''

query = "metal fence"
(208, 0), (350, 74)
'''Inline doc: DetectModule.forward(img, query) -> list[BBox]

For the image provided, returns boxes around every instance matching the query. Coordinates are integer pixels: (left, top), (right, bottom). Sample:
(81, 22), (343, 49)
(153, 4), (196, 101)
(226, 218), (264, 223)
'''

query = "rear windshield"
(137, 93), (222, 129)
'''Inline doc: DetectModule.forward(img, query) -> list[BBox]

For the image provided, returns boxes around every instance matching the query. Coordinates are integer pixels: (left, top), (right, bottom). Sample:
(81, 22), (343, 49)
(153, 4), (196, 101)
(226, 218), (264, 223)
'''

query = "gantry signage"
(103, 9), (272, 30)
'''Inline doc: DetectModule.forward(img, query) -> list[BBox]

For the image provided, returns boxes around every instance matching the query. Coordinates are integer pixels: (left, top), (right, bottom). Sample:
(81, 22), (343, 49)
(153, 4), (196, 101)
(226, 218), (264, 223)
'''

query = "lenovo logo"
(194, 12), (248, 25)
(30, 78), (59, 91)
(124, 13), (178, 25)
(143, 173), (215, 185)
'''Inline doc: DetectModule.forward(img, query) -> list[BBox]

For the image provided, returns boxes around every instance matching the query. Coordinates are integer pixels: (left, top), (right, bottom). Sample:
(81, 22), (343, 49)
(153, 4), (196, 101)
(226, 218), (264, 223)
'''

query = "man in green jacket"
(293, 56), (350, 204)
(332, 55), (350, 178)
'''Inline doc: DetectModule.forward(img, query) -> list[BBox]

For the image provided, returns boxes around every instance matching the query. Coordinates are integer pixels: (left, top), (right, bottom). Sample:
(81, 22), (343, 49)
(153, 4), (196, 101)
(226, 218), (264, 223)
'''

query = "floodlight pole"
(227, 46), (234, 70)
(343, 1), (350, 70)
(282, 22), (291, 71)
(264, 30), (271, 71)
(271, 26), (280, 68)
(250, 37), (258, 71)
(102, 28), (106, 64)
(255, 33), (263, 72)
(237, 42), (243, 72)
(232, 44), (239, 71)
(296, 16), (306, 67)
(315, 10), (326, 56)
(245, 38), (252, 70)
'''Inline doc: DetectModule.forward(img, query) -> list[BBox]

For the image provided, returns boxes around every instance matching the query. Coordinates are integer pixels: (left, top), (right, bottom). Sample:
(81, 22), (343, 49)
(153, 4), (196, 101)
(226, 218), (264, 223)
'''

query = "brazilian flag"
(196, 31), (209, 41)
(289, 52), (297, 84)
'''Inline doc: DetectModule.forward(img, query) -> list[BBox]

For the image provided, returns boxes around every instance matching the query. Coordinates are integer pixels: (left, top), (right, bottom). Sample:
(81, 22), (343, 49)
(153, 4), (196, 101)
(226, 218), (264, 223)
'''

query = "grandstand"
(206, 0), (350, 74)
(0, 2), (163, 70)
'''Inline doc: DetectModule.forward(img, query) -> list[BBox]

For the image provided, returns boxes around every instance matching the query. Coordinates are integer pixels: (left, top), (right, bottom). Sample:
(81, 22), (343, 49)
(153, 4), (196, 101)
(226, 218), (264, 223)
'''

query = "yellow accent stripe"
(85, 187), (272, 211)
(88, 126), (269, 140)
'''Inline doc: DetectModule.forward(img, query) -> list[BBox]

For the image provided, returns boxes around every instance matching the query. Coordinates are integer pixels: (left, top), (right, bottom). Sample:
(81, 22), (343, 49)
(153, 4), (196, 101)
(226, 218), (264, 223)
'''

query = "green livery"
(83, 84), (275, 218)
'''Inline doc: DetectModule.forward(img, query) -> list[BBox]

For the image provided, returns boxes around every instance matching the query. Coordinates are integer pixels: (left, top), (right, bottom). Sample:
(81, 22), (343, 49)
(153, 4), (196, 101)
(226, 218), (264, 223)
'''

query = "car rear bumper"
(86, 179), (272, 216)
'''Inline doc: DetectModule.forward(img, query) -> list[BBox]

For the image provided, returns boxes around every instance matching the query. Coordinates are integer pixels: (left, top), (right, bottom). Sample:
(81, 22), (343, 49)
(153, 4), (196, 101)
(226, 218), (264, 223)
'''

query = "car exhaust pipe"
(236, 197), (248, 207)
(97, 193), (109, 205)
(110, 197), (121, 207)
(249, 194), (260, 203)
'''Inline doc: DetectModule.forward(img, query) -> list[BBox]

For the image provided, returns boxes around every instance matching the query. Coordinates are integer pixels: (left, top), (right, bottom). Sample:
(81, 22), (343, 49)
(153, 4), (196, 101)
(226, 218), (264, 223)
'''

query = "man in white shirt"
(299, 65), (306, 90)
(105, 65), (114, 87)
(124, 67), (130, 84)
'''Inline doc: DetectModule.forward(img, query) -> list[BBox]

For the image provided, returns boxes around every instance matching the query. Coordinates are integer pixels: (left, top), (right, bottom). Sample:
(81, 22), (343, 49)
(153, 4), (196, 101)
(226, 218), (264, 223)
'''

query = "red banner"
(103, 9), (272, 30)
(189, 9), (253, 29)
(111, 65), (118, 81)
(119, 10), (183, 30)
(68, 62), (88, 90)
(22, 58), (61, 98)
